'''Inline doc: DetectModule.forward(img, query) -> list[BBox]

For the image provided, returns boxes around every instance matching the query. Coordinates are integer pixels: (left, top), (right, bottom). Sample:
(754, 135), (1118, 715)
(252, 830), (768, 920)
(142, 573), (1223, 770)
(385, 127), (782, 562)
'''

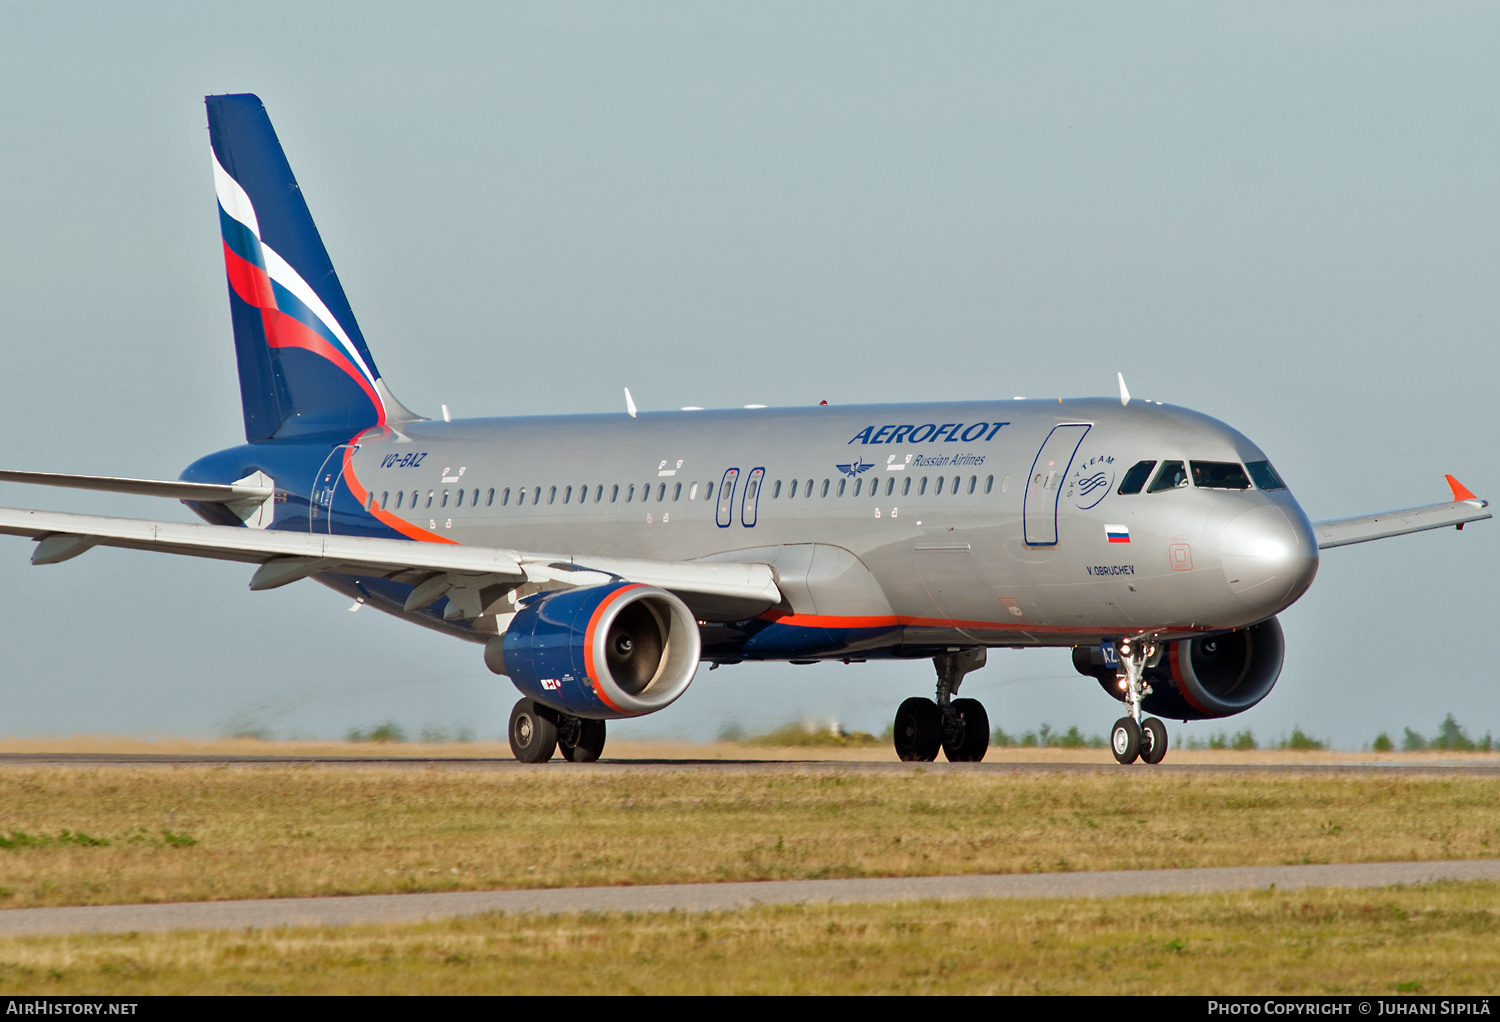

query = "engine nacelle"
(1073, 617), (1285, 721)
(488, 583), (701, 720)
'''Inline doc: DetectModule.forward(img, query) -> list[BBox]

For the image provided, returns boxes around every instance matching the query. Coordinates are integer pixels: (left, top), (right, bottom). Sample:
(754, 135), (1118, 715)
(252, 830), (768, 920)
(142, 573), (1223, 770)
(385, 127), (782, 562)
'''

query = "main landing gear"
(893, 649), (990, 763)
(1110, 637), (1169, 765)
(508, 698), (607, 764)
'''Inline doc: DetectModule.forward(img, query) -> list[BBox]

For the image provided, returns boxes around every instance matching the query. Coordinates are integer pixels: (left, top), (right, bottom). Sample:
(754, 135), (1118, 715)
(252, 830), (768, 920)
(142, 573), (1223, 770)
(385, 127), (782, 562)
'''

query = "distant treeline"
(1371, 714), (1492, 752)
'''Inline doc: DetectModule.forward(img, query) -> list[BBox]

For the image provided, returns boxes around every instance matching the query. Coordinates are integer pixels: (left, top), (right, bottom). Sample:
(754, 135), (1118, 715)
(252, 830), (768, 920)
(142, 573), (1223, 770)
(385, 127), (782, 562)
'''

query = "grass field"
(0, 763), (1496, 909)
(2, 883), (1498, 994)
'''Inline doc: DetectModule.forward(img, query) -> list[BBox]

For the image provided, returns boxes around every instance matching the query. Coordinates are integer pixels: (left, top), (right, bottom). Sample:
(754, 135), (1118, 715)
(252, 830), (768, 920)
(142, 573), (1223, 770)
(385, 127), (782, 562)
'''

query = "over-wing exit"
(0, 95), (1489, 765)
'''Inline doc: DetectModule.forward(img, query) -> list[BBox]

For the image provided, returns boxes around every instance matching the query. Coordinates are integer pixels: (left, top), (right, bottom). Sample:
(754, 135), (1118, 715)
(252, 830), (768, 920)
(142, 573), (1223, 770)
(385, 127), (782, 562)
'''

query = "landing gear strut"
(1110, 637), (1169, 765)
(893, 649), (990, 763)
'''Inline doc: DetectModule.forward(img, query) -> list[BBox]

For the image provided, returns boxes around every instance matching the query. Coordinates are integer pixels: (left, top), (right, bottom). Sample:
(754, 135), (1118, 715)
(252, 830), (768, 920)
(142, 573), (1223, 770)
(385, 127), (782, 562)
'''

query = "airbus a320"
(1, 95), (1488, 764)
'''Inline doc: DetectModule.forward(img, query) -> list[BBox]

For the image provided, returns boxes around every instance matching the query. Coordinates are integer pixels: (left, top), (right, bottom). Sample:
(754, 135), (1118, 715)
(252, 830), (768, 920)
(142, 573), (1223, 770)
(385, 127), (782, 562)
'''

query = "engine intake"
(1073, 617), (1285, 721)
(488, 583), (701, 719)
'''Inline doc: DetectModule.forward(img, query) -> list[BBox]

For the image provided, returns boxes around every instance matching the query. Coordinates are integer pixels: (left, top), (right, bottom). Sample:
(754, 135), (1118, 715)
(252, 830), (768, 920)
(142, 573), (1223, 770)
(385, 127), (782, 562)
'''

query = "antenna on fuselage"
(1117, 372), (1131, 407)
(441, 404), (451, 422)
(624, 388), (638, 418)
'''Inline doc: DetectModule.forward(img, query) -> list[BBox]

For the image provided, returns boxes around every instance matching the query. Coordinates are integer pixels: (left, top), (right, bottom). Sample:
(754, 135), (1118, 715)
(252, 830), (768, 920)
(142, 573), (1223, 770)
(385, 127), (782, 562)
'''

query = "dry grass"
(1, 883), (1498, 994)
(0, 766), (1496, 909)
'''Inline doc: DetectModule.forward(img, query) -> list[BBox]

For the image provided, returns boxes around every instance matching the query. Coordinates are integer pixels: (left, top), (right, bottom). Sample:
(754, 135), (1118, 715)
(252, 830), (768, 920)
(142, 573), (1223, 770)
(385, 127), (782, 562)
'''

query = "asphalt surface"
(2, 753), (1499, 774)
(1, 860), (1497, 937)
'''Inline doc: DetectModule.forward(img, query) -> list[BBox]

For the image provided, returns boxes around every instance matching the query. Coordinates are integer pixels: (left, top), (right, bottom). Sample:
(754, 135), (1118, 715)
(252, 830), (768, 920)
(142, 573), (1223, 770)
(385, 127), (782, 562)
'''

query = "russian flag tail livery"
(206, 94), (418, 443)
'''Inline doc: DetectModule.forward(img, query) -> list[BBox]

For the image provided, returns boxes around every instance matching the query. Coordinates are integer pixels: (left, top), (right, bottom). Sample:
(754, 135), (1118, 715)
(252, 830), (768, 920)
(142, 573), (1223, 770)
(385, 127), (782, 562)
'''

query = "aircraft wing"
(1313, 476), (1490, 550)
(0, 469), (273, 503)
(0, 507), (781, 616)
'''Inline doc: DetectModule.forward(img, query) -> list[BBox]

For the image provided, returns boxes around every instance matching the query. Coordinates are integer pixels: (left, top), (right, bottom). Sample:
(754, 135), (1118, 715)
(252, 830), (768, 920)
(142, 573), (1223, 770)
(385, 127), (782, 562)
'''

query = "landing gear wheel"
(894, 697), (942, 762)
(1140, 717), (1168, 765)
(1111, 716), (1141, 765)
(509, 699), (558, 764)
(559, 717), (607, 763)
(942, 698), (990, 762)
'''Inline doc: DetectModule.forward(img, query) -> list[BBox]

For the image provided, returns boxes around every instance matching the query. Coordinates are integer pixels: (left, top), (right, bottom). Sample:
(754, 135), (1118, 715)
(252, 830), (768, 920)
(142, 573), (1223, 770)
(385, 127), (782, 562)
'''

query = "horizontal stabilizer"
(0, 469), (274, 504)
(1313, 478), (1490, 550)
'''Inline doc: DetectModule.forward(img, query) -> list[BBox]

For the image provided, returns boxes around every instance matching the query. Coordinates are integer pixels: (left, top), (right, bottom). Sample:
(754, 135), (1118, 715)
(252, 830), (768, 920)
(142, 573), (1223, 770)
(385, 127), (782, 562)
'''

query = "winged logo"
(836, 460), (875, 478)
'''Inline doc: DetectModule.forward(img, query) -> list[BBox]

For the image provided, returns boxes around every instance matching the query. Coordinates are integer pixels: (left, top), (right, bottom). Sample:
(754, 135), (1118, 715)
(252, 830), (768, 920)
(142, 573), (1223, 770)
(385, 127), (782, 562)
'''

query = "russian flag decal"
(1105, 524), (1130, 544)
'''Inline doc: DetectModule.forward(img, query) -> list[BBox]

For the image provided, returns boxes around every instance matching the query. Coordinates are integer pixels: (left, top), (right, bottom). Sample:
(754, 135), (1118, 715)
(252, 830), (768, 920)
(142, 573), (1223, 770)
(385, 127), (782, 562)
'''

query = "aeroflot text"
(847, 422), (1009, 445)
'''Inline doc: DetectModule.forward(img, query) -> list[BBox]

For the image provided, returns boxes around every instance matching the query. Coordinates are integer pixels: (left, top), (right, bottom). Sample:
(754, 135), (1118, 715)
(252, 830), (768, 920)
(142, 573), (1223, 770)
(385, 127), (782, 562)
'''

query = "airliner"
(0, 95), (1488, 765)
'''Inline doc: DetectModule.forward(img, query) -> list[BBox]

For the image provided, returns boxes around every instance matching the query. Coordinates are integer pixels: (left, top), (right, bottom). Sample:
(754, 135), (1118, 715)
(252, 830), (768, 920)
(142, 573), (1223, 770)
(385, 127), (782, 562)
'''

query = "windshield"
(1245, 461), (1287, 490)
(1117, 460), (1155, 495)
(1191, 461), (1251, 490)
(1147, 461), (1189, 492)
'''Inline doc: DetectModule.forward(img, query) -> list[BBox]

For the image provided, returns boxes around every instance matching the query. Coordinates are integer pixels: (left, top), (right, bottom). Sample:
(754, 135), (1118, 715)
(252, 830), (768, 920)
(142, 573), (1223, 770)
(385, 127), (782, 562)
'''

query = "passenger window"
(902, 477), (911, 496)
(657, 482), (666, 501)
(968, 476), (977, 495)
(533, 486), (541, 504)
(395, 491), (403, 509)
(1118, 460), (1156, 495)
(673, 483), (681, 500)
(627, 484), (635, 502)
(919, 477), (928, 495)
(454, 490), (463, 508)
(1147, 461), (1189, 493)
(852, 478), (861, 497)
(821, 479), (830, 497)
(984, 475), (994, 494)
(773, 480), (781, 498)
(563, 486), (572, 504)
(688, 482), (698, 501)
(547, 486), (555, 504)
(487, 488), (495, 506)
(935, 476), (944, 494)
(380, 491), (389, 508)
(805, 479), (813, 499)
(788, 479), (797, 498)
(517, 488), (527, 506)
(1246, 461), (1287, 491)
(610, 484), (619, 503)
(425, 491), (434, 508)
(596, 484), (604, 502)
(501, 487), (510, 506)
(705, 482), (714, 501)
(885, 477), (894, 497)
(1191, 462), (1251, 490)
(365, 493), (374, 511)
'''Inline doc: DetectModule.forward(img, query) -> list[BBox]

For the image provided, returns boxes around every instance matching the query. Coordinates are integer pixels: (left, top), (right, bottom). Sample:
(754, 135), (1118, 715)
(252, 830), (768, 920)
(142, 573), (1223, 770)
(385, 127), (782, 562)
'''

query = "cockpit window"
(1117, 460), (1156, 495)
(1147, 460), (1189, 492)
(1191, 461), (1251, 490)
(1245, 460), (1287, 491)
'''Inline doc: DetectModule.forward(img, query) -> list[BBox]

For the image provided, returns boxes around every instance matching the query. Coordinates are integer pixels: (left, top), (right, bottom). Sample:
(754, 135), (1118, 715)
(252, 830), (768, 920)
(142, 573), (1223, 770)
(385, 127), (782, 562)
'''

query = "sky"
(0, 2), (1495, 749)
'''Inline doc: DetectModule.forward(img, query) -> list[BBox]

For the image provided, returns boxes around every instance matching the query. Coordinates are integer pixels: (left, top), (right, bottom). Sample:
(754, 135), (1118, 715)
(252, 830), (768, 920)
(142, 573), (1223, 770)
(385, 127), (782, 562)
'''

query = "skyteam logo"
(836, 460), (875, 478)
(1069, 454), (1117, 510)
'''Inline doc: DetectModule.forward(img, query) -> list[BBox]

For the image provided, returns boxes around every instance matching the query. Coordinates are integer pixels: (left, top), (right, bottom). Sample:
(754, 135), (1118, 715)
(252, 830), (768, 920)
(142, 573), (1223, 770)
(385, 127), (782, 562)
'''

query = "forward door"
(1023, 424), (1090, 546)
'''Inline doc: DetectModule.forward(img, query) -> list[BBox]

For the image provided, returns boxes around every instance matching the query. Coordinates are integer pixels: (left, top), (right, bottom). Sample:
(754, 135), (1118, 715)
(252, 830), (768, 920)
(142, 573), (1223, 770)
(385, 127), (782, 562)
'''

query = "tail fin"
(206, 93), (418, 442)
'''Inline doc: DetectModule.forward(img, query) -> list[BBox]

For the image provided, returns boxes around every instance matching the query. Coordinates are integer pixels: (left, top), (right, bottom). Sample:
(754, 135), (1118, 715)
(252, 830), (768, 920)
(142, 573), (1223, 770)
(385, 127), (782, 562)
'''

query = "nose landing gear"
(1110, 637), (1169, 765)
(893, 649), (990, 762)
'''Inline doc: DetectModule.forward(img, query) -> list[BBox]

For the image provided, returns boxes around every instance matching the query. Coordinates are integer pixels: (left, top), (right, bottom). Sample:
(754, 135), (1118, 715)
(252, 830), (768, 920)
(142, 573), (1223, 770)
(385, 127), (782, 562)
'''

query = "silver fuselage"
(312, 397), (1318, 657)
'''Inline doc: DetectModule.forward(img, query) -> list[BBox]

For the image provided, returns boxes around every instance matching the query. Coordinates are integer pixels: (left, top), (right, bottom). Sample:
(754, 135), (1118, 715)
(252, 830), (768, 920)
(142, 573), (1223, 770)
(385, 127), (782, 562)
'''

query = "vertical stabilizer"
(206, 94), (419, 441)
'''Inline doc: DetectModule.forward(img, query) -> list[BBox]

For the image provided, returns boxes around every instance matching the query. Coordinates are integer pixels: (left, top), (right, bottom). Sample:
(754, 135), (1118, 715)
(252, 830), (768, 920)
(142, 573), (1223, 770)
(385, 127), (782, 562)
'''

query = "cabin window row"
(364, 472), (1003, 512)
(770, 474), (995, 499)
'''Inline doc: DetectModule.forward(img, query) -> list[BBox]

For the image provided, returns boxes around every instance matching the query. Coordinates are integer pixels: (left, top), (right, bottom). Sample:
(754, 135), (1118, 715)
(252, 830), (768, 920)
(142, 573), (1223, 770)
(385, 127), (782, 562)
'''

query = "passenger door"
(1023, 424), (1090, 546)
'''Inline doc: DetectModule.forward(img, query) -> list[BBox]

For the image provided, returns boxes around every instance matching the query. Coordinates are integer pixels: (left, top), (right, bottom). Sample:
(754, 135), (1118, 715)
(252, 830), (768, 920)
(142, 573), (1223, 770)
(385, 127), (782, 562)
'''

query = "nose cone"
(1220, 504), (1319, 615)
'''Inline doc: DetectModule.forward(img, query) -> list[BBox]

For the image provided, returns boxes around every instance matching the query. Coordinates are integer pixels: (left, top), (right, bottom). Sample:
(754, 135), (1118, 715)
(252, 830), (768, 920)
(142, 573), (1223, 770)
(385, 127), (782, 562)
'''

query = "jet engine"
(1073, 617), (1285, 721)
(486, 582), (702, 719)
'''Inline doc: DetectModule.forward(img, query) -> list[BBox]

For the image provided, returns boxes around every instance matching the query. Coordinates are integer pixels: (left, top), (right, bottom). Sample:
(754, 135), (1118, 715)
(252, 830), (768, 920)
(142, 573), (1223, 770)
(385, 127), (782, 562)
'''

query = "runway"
(2, 752), (1499, 774)
(1, 860), (1496, 937)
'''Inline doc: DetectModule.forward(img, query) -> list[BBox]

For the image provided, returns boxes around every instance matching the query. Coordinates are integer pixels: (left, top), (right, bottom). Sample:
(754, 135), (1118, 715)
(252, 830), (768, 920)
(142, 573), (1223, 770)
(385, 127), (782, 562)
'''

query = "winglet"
(1117, 372), (1130, 407)
(624, 388), (638, 419)
(1445, 474), (1480, 503)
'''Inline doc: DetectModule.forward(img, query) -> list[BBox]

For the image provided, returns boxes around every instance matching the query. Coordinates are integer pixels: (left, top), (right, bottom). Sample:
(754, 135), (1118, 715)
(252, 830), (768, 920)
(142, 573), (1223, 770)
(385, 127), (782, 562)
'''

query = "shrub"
(1372, 732), (1394, 752)
(346, 722), (407, 743)
(1230, 729), (1257, 751)
(1402, 728), (1427, 752)
(1281, 728), (1325, 751)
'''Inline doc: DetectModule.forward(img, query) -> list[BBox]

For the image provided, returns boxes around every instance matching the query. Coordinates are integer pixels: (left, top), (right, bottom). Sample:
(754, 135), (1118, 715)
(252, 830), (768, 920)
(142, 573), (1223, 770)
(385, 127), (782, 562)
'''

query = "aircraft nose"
(1220, 504), (1319, 614)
